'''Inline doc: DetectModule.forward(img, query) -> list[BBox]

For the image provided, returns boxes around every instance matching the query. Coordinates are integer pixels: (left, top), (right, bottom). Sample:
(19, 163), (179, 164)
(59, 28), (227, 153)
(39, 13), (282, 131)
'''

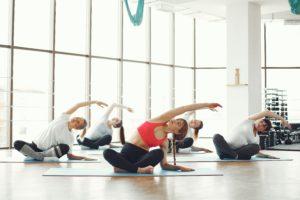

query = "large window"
(91, 59), (119, 124)
(175, 67), (194, 107)
(123, 62), (147, 138)
(196, 69), (226, 136)
(196, 21), (226, 67)
(175, 14), (193, 67)
(264, 22), (300, 123)
(13, 50), (50, 142)
(266, 69), (300, 123)
(55, 55), (87, 119)
(14, 0), (51, 49)
(0, 0), (10, 45)
(151, 65), (172, 117)
(195, 20), (227, 137)
(0, 49), (10, 147)
(56, 0), (88, 54)
(151, 9), (172, 65)
(123, 6), (149, 61)
(92, 0), (120, 58)
(1, 1), (260, 146)
(266, 22), (300, 67)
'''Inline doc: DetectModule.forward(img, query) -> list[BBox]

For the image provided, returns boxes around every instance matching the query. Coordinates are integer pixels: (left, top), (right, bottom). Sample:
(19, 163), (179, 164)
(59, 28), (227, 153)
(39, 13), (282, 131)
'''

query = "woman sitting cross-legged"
(213, 110), (291, 160)
(77, 103), (133, 149)
(169, 110), (213, 153)
(103, 103), (222, 174)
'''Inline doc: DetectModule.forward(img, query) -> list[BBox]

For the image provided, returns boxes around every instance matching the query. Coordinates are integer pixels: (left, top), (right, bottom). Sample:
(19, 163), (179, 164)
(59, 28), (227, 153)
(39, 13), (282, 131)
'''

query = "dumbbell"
(285, 138), (293, 145)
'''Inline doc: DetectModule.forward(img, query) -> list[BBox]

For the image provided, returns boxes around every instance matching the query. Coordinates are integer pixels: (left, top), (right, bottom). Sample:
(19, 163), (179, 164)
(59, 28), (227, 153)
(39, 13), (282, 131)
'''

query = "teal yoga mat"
(0, 155), (101, 163)
(173, 155), (293, 162)
(43, 167), (223, 177)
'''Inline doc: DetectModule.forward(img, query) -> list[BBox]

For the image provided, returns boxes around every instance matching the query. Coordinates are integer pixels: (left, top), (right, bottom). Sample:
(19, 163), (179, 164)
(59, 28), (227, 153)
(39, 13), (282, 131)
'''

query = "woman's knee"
(184, 137), (194, 146)
(152, 149), (164, 161)
(252, 144), (260, 154)
(213, 134), (223, 143)
(104, 135), (112, 143)
(103, 149), (117, 160)
(14, 140), (26, 151)
(57, 144), (70, 155)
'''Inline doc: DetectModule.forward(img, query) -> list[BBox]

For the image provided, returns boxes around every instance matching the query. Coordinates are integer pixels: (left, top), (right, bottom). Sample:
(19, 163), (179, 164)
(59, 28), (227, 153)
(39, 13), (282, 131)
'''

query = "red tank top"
(137, 121), (167, 147)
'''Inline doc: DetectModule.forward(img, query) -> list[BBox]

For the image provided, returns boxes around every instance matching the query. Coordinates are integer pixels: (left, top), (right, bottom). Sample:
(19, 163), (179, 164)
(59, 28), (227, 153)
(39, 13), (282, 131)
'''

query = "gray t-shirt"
(227, 119), (260, 149)
(84, 114), (112, 140)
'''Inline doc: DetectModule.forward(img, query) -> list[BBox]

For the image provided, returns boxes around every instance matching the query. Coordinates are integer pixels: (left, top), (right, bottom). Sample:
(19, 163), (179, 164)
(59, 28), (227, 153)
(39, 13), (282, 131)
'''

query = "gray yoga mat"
(172, 155), (293, 162)
(43, 167), (223, 177)
(0, 155), (101, 163)
(268, 143), (300, 151)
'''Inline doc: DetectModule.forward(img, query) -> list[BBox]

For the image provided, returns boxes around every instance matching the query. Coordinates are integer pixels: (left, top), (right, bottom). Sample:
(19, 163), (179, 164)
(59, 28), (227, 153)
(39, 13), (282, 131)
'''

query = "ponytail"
(119, 126), (126, 145)
(114, 120), (125, 145)
(172, 134), (176, 166)
(194, 129), (199, 140)
(193, 121), (203, 140)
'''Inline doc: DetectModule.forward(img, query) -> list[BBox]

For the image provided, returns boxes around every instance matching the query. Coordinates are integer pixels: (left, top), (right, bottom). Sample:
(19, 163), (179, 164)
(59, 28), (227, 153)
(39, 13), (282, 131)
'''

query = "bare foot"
(114, 167), (127, 173)
(137, 166), (154, 174)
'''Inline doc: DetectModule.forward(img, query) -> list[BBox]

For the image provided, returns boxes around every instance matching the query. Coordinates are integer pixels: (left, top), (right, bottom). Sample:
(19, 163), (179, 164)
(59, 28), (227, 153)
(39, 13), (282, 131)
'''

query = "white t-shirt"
(84, 113), (112, 140)
(227, 119), (260, 149)
(33, 114), (74, 153)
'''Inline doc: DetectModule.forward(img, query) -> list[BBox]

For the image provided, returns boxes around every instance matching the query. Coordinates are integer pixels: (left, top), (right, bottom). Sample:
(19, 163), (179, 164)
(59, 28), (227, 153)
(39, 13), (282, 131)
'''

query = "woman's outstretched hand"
(208, 103), (222, 111)
(178, 165), (195, 172)
(96, 101), (108, 108)
(127, 107), (134, 112)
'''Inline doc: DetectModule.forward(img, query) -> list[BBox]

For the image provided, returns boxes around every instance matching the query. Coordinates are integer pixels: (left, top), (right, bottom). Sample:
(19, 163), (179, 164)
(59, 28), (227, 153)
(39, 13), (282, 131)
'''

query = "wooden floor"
(1, 140), (300, 200)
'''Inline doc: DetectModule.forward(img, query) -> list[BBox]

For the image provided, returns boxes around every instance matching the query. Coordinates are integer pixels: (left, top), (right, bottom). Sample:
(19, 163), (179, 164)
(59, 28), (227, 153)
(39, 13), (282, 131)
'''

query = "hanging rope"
(124, 0), (144, 26)
(289, 0), (300, 14)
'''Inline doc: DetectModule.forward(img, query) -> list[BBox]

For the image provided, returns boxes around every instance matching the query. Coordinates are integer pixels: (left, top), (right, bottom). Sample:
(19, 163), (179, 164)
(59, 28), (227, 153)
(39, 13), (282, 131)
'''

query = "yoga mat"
(43, 167), (223, 177)
(172, 155), (293, 162)
(268, 143), (300, 151)
(0, 155), (101, 163)
(73, 148), (122, 155)
(177, 151), (207, 155)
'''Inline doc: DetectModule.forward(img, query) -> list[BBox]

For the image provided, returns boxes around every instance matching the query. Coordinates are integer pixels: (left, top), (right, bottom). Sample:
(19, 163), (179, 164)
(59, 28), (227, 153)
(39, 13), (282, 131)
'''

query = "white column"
(226, 1), (262, 133)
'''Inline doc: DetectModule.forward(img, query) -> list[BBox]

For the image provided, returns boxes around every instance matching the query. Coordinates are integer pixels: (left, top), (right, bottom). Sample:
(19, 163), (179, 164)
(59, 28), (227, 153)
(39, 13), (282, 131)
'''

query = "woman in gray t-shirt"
(213, 110), (291, 160)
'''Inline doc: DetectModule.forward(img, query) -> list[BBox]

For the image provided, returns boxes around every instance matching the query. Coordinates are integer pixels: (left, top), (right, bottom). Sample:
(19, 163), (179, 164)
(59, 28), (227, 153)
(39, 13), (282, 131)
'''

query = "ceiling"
(146, 0), (300, 21)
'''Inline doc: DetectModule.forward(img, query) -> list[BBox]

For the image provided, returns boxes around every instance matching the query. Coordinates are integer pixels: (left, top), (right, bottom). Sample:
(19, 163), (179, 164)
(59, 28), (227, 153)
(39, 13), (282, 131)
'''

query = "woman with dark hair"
(213, 110), (291, 160)
(103, 102), (222, 174)
(170, 111), (213, 153)
(77, 103), (133, 149)
(14, 100), (107, 161)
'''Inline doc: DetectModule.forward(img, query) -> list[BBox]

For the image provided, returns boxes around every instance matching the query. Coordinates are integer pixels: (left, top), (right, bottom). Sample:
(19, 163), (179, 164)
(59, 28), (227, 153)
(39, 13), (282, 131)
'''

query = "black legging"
(103, 143), (164, 173)
(14, 140), (70, 159)
(176, 137), (194, 149)
(77, 135), (112, 149)
(14, 140), (43, 152)
(213, 134), (260, 160)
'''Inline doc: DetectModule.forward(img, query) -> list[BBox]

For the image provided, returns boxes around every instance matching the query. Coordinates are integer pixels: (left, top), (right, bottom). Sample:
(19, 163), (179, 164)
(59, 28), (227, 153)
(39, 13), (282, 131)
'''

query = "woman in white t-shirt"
(169, 111), (213, 153)
(77, 103), (133, 149)
(14, 100), (108, 161)
(212, 110), (291, 160)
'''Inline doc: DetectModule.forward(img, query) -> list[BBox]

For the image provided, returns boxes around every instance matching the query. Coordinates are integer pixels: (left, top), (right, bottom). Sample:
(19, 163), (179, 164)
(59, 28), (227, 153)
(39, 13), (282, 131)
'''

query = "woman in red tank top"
(103, 102), (222, 174)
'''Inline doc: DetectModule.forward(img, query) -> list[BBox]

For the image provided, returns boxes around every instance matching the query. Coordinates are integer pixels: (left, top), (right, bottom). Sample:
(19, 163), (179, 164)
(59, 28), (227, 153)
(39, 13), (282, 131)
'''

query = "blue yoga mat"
(173, 155), (293, 162)
(0, 155), (101, 163)
(43, 167), (223, 177)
